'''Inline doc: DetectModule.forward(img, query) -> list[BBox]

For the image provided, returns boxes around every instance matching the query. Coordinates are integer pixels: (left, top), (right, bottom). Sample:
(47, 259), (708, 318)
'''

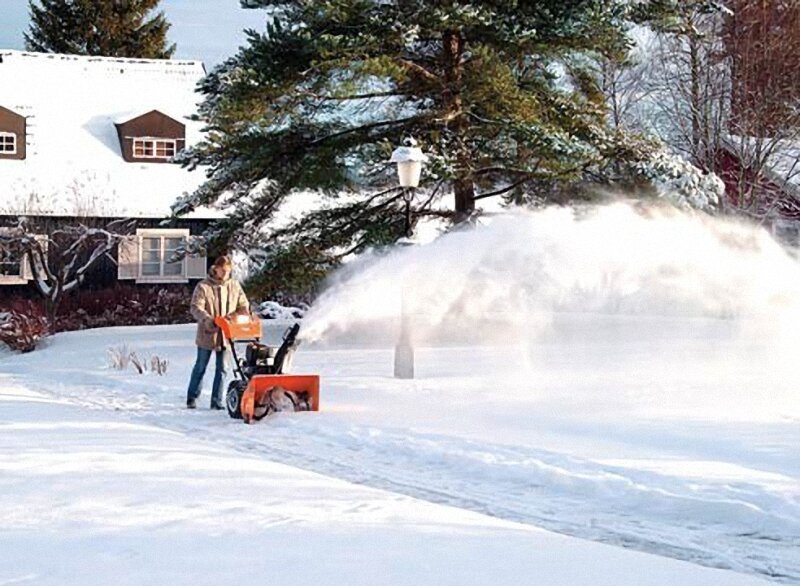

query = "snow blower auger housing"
(214, 315), (319, 423)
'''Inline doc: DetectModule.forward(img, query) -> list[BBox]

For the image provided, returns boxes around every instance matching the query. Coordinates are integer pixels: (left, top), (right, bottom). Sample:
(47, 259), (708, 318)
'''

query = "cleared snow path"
(154, 413), (799, 582)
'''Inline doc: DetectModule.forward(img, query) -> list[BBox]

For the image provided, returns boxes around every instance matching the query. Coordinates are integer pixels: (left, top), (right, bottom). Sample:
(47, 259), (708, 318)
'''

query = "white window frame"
(0, 132), (17, 155)
(0, 249), (25, 284)
(0, 234), (46, 285)
(136, 228), (189, 283)
(132, 137), (177, 160)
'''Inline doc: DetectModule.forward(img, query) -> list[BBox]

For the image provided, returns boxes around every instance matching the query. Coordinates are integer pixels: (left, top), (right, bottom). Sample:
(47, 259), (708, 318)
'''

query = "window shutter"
(186, 239), (208, 279)
(34, 235), (48, 280)
(19, 235), (48, 281)
(118, 235), (140, 280)
(20, 250), (33, 280)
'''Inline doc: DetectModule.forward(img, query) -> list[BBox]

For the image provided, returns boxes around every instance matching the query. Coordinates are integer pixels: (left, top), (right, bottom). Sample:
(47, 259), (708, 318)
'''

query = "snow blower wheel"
(226, 380), (246, 419)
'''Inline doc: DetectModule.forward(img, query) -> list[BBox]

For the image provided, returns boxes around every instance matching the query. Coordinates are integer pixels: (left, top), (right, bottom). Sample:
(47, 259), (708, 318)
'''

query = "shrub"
(0, 285), (193, 351)
(107, 344), (132, 370)
(0, 310), (50, 353)
(52, 284), (192, 331)
(254, 300), (308, 320)
(107, 344), (169, 375)
(129, 352), (169, 375)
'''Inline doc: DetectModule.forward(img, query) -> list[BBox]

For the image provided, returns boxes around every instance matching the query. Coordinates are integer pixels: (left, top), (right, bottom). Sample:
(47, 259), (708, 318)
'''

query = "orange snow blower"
(214, 314), (319, 424)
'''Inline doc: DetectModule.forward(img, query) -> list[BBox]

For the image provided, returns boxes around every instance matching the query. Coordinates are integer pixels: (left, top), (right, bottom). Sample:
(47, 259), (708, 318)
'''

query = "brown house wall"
(115, 110), (186, 163)
(0, 105), (26, 160)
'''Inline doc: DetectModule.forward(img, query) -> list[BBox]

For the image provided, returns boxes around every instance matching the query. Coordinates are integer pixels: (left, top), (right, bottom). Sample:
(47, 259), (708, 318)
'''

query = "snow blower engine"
(214, 314), (320, 423)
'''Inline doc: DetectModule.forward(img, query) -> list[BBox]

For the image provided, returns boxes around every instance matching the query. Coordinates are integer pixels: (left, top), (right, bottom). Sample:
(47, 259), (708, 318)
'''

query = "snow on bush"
(633, 149), (724, 212)
(0, 310), (50, 353)
(255, 301), (306, 320)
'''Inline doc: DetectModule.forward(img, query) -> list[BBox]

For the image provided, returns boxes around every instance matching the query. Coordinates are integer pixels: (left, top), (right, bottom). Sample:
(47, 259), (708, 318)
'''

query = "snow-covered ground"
(0, 316), (794, 584)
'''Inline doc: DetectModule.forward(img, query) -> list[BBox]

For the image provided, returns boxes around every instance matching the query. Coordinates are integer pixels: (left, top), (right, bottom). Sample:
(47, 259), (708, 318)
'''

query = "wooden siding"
(114, 110), (186, 163)
(0, 105), (26, 161)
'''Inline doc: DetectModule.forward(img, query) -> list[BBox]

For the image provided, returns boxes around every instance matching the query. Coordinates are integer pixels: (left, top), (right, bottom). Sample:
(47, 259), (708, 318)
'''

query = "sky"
(0, 0), (267, 67)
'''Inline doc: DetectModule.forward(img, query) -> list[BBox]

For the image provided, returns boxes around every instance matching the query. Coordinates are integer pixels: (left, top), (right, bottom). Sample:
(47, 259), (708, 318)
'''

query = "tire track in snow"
(150, 411), (799, 584)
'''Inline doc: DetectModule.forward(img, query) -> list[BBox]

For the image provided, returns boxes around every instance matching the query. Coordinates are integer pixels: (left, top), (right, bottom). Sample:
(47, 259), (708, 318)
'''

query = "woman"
(186, 255), (249, 409)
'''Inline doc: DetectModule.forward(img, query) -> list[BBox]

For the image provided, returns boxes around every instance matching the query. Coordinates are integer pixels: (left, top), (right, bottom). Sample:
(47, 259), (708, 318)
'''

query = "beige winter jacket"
(190, 272), (249, 350)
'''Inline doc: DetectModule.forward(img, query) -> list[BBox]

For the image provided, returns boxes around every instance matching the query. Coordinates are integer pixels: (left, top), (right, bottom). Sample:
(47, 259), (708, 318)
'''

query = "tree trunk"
(689, 31), (703, 164)
(453, 177), (475, 219)
(44, 295), (58, 325)
(442, 30), (475, 221)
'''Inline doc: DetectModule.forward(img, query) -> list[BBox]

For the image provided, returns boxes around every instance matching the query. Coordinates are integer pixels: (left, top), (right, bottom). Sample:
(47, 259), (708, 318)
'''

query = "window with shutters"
(138, 229), (187, 280)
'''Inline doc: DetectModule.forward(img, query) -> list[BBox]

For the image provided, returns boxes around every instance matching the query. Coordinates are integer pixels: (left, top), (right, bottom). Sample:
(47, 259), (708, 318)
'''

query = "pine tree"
(175, 1), (681, 298)
(24, 0), (175, 59)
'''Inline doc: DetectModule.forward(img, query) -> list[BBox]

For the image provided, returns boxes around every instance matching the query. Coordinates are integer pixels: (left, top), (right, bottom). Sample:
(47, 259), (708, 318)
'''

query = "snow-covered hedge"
(254, 301), (307, 320)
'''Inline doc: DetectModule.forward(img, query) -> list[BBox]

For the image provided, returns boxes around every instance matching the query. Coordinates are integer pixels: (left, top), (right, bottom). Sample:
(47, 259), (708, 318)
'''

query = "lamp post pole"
(390, 138), (426, 379)
(402, 186), (415, 238)
(394, 280), (414, 379)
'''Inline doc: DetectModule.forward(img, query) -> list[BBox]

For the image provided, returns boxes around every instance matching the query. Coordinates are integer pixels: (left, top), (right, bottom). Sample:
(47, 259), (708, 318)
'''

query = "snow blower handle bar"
(214, 314), (262, 342)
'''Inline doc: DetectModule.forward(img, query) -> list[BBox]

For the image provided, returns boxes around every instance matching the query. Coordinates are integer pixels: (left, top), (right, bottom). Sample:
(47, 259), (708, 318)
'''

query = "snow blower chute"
(214, 315), (319, 424)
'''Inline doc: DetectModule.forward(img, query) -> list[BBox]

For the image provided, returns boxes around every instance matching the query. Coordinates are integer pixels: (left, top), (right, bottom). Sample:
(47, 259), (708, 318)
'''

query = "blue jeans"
(186, 347), (228, 406)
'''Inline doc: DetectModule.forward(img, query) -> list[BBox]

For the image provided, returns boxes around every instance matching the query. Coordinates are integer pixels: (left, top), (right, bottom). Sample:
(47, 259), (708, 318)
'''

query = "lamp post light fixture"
(390, 137), (428, 238)
(390, 137), (426, 379)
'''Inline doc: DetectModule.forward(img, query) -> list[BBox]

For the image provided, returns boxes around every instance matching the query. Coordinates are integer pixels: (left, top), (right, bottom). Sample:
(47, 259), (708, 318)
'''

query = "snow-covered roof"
(111, 108), (187, 125)
(764, 140), (800, 190)
(722, 136), (800, 191)
(0, 50), (221, 219)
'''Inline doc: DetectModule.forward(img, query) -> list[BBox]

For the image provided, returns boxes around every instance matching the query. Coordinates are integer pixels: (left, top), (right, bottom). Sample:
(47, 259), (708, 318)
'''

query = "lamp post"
(390, 137), (426, 379)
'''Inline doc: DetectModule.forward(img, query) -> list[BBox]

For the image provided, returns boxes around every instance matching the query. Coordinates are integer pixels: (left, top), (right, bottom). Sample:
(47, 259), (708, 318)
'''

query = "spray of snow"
(302, 202), (800, 348)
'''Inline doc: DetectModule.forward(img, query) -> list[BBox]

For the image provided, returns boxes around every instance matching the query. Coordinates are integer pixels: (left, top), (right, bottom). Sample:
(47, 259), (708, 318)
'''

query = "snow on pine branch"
(633, 149), (723, 211)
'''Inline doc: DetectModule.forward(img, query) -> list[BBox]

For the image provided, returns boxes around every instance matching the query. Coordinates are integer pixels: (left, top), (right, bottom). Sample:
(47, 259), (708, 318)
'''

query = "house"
(0, 49), (220, 292)
(715, 1), (800, 246)
(716, 138), (800, 246)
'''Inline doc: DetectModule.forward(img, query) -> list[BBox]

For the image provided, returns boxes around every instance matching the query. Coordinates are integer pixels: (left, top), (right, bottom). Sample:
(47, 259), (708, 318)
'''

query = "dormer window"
(114, 110), (185, 164)
(133, 137), (177, 159)
(0, 105), (25, 160)
(0, 132), (16, 154)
